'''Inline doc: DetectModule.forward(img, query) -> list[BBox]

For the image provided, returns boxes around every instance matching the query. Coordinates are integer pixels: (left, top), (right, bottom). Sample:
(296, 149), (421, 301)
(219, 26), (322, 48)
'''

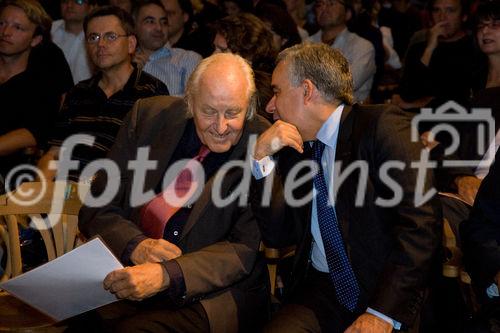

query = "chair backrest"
(0, 182), (84, 282)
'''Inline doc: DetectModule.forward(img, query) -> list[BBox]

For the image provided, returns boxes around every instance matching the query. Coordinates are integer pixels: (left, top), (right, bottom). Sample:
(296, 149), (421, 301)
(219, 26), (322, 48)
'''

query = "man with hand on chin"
(252, 43), (442, 333)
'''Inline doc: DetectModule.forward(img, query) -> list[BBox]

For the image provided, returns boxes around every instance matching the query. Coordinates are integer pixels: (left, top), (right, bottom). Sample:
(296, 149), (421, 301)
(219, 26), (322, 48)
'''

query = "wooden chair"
(0, 182), (84, 332)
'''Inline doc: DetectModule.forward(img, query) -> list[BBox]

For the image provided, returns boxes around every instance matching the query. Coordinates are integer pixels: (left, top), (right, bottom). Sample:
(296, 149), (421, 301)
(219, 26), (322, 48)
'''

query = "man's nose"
(216, 116), (229, 133)
(265, 96), (276, 114)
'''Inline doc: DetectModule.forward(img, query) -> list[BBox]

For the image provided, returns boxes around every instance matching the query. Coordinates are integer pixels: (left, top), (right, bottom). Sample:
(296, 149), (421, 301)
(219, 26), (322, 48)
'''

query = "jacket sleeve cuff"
(160, 259), (186, 302)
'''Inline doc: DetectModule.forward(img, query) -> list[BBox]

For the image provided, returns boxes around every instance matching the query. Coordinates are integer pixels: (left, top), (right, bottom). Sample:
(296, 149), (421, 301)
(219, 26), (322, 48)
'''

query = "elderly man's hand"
(253, 120), (304, 160)
(344, 313), (393, 333)
(455, 176), (481, 206)
(104, 263), (169, 301)
(130, 238), (182, 265)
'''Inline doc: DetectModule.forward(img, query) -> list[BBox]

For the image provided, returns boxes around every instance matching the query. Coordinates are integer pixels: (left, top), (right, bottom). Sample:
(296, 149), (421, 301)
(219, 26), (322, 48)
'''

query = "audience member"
(468, 0), (500, 178)
(132, 0), (201, 96)
(212, 13), (276, 119)
(256, 3), (302, 51)
(378, 0), (423, 59)
(283, 0), (309, 40)
(309, 0), (376, 103)
(252, 43), (441, 333)
(393, 0), (476, 110)
(163, 0), (215, 57)
(76, 53), (270, 333)
(37, 5), (169, 182)
(0, 0), (62, 183)
(51, 0), (96, 83)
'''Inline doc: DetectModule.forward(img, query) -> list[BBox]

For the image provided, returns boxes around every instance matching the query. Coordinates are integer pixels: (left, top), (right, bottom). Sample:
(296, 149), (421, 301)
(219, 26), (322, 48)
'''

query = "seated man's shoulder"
(348, 31), (374, 52)
(136, 70), (170, 95)
(171, 47), (202, 63)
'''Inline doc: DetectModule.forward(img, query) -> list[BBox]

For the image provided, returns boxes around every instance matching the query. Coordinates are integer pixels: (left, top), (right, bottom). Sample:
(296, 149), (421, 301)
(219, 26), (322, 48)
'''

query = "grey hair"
(277, 43), (354, 105)
(185, 53), (257, 120)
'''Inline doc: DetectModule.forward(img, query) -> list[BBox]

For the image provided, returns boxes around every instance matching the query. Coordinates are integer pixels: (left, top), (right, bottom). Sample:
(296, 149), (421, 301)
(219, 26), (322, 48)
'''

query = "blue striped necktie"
(312, 140), (360, 312)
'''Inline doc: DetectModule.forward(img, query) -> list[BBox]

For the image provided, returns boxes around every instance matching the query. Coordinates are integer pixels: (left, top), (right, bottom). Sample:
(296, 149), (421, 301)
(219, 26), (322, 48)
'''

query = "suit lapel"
(144, 114), (189, 192)
(334, 105), (356, 239)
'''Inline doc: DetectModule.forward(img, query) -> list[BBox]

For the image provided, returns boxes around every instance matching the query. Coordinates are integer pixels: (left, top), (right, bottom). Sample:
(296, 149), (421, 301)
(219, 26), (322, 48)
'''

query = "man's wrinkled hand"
(344, 313), (393, 333)
(130, 238), (182, 265)
(104, 263), (169, 301)
(253, 120), (304, 160)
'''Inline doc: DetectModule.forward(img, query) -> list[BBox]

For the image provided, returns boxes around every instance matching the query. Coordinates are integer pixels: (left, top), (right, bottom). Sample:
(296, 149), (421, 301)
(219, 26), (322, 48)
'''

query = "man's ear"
(345, 7), (352, 22)
(30, 35), (43, 48)
(183, 12), (189, 24)
(303, 79), (315, 104)
(128, 35), (138, 54)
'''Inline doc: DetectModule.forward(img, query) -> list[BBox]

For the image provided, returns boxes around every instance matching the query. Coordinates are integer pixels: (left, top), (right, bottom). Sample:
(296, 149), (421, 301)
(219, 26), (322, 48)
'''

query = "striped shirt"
(49, 66), (169, 180)
(143, 45), (202, 96)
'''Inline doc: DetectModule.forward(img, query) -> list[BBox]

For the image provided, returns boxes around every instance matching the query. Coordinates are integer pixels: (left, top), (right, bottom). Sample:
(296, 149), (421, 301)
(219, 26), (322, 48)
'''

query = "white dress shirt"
(51, 19), (93, 84)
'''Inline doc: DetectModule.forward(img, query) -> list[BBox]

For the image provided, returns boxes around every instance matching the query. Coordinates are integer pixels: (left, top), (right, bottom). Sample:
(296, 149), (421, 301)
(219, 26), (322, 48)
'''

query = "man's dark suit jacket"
(79, 96), (270, 333)
(255, 104), (442, 328)
(462, 148), (500, 301)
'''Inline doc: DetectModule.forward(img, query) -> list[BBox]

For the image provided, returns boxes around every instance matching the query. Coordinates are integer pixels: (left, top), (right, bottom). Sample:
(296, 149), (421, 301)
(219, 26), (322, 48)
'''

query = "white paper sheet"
(0, 238), (123, 321)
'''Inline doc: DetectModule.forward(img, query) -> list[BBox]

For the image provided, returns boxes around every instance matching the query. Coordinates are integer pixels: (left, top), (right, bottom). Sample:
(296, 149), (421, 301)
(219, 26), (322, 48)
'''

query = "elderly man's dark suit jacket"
(79, 96), (270, 333)
(255, 104), (442, 328)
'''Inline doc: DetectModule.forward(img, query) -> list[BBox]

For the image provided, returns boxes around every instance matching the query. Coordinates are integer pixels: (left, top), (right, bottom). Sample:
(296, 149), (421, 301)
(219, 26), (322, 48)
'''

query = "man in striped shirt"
(132, 0), (201, 96)
(37, 5), (169, 182)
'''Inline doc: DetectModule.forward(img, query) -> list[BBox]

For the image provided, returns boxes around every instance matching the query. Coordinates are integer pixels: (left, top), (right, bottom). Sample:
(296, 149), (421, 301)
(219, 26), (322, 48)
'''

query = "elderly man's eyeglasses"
(86, 32), (129, 44)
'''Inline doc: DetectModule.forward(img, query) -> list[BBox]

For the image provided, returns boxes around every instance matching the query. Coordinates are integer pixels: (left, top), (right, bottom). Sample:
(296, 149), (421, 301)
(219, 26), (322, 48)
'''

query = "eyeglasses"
(86, 32), (129, 44)
(477, 20), (500, 31)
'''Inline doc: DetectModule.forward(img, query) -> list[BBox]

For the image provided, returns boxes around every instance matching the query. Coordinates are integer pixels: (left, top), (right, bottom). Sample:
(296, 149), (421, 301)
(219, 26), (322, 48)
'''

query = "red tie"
(139, 145), (211, 239)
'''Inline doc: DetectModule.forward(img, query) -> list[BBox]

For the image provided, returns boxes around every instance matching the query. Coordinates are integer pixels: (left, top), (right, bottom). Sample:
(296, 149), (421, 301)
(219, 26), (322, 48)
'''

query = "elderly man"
(252, 43), (441, 332)
(77, 53), (270, 332)
(309, 0), (375, 103)
(132, 0), (201, 96)
(38, 6), (168, 182)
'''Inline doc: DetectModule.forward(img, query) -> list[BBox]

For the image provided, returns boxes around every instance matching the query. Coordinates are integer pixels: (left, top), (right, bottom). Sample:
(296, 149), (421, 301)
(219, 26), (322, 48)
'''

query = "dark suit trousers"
(64, 294), (209, 333)
(265, 268), (361, 333)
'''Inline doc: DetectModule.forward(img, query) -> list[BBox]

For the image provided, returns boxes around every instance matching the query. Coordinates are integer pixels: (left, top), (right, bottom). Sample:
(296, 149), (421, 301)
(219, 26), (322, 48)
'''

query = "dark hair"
(177, 0), (192, 15)
(83, 5), (135, 35)
(212, 13), (277, 72)
(131, 0), (165, 19)
(0, 0), (52, 39)
(256, 4), (301, 49)
(474, 0), (500, 27)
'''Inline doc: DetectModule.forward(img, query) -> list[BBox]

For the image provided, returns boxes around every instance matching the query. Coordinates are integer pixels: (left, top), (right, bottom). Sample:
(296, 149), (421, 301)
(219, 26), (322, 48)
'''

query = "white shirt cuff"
(251, 155), (275, 179)
(366, 307), (401, 330)
(487, 283), (499, 298)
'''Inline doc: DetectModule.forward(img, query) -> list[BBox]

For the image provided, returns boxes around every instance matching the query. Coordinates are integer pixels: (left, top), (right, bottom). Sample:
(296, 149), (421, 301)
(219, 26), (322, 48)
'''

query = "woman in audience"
(461, 0), (500, 177)
(212, 13), (276, 121)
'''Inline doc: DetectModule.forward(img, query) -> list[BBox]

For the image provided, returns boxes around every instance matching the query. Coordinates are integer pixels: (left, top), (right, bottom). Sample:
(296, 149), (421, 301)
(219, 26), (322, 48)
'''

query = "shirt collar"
(316, 104), (344, 149)
(332, 28), (349, 47)
(149, 44), (172, 61)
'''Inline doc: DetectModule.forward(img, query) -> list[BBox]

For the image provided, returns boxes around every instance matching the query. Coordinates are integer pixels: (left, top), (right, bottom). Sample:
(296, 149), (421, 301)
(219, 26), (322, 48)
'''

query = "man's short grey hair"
(185, 53), (257, 120)
(277, 43), (354, 105)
